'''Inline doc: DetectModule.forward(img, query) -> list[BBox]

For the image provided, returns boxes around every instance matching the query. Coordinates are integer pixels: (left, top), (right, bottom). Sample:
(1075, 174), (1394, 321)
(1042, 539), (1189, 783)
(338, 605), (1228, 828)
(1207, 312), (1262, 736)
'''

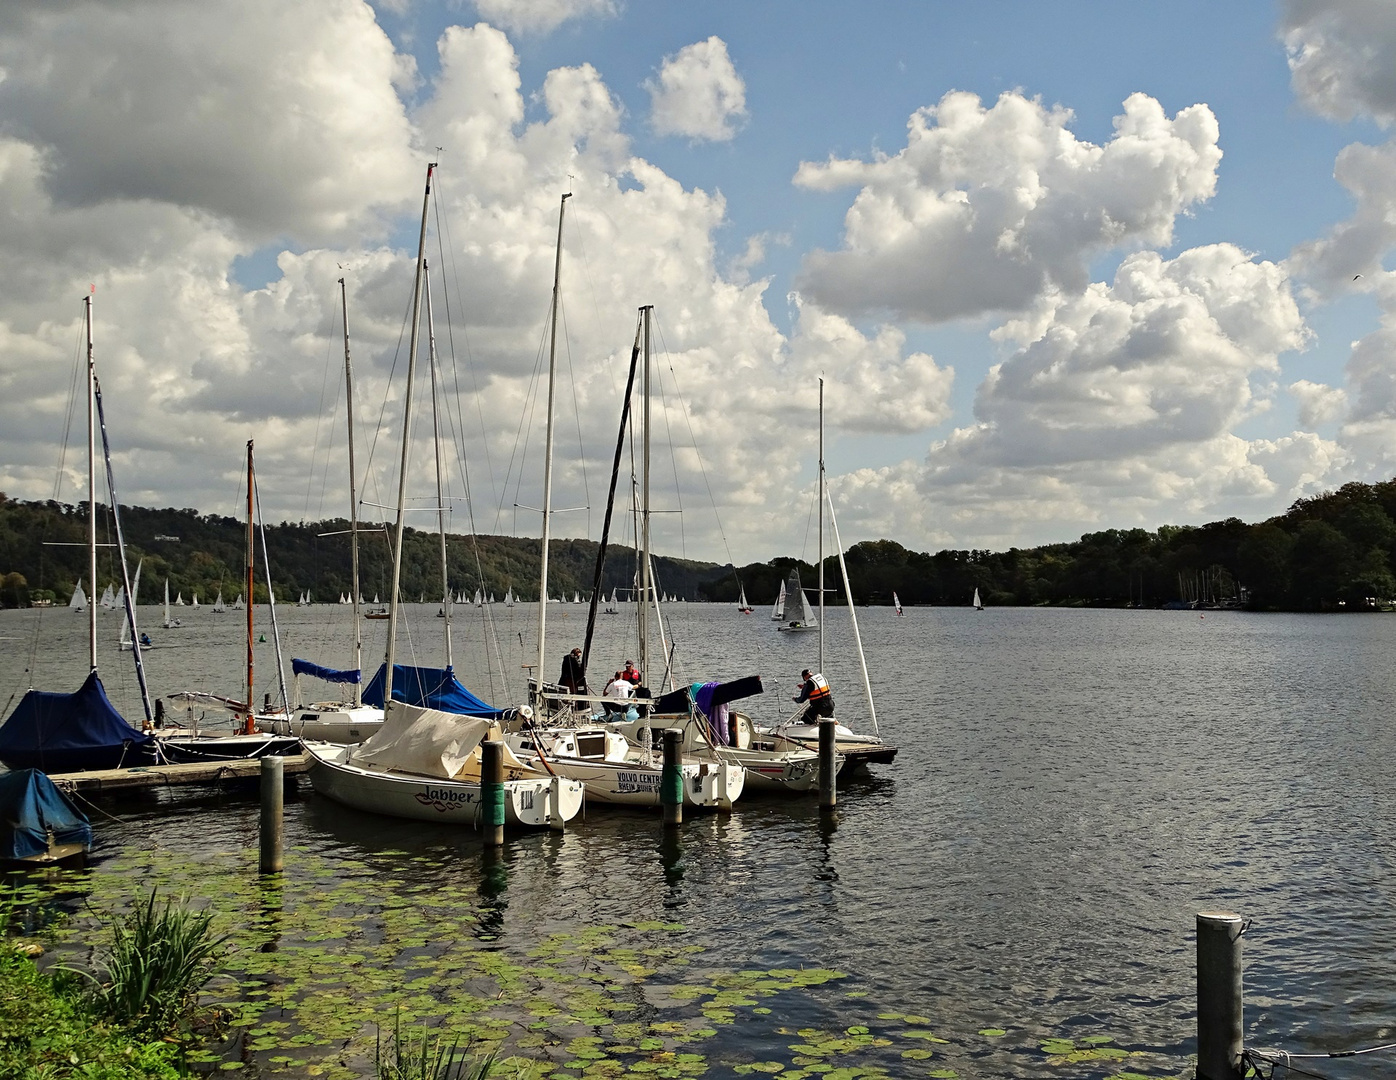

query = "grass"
(83, 888), (227, 1036)
(376, 1011), (497, 1080)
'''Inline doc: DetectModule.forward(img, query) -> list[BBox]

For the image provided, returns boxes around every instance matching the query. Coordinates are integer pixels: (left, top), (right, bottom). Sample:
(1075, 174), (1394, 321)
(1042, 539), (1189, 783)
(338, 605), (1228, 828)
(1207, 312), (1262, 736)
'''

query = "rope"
(69, 789), (126, 824)
(1244, 1038), (1396, 1079)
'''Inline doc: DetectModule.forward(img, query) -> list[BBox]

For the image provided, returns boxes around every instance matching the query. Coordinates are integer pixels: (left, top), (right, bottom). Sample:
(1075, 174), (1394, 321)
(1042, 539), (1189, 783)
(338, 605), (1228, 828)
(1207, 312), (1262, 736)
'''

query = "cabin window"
(300, 714), (318, 724)
(575, 733), (607, 758)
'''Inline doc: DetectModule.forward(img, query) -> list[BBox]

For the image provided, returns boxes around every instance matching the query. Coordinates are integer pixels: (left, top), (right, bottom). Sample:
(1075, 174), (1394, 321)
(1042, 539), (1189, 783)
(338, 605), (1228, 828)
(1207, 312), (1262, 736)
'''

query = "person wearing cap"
(792, 668), (834, 718)
(621, 660), (640, 685)
(560, 647), (587, 695)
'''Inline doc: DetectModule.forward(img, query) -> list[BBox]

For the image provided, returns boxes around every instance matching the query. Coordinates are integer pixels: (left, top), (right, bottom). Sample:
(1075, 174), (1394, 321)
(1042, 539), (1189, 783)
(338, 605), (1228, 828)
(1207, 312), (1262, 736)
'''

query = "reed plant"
(85, 888), (226, 1035)
(376, 1011), (496, 1080)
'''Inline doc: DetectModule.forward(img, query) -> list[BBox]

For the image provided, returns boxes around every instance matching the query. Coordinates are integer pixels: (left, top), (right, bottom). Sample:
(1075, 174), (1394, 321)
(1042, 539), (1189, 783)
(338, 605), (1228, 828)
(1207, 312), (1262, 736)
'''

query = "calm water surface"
(2, 602), (1393, 1078)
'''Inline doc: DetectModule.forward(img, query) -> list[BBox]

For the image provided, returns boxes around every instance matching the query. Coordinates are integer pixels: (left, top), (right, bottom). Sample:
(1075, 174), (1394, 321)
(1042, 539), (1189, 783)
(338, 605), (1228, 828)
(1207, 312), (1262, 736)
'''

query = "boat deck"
(47, 753), (309, 793)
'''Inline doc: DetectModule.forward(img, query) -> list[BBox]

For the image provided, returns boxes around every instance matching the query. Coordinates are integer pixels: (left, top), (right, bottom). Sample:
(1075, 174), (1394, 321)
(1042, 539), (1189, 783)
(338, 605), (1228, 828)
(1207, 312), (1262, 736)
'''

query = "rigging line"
(559, 293), (593, 539)
(571, 217), (623, 403)
(303, 302), (341, 520)
(54, 312), (86, 503)
(650, 333), (686, 562)
(432, 182), (499, 516)
(494, 295), (554, 537)
(361, 267), (420, 528)
(652, 314), (742, 574)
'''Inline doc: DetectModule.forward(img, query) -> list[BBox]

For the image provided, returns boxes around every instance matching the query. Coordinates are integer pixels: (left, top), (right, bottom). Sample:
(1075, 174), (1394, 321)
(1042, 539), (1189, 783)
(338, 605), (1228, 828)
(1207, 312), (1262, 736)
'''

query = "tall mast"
(84, 292), (97, 671)
(383, 161), (437, 710)
(818, 377), (824, 673)
(244, 439), (255, 734)
(338, 276), (363, 707)
(638, 305), (652, 682)
(424, 262), (452, 669)
(534, 192), (570, 702)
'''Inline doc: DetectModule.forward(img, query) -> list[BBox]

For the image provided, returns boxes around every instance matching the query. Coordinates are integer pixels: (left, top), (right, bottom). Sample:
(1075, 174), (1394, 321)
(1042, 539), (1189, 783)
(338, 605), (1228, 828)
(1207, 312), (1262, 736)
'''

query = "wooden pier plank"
(48, 753), (309, 793)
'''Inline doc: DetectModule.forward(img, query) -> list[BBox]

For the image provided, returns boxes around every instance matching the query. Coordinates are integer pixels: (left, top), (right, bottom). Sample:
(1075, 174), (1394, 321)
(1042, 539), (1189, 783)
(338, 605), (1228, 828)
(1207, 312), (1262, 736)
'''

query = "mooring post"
(258, 755), (283, 874)
(661, 728), (683, 827)
(1197, 910), (1245, 1080)
(818, 717), (837, 812)
(481, 740), (505, 847)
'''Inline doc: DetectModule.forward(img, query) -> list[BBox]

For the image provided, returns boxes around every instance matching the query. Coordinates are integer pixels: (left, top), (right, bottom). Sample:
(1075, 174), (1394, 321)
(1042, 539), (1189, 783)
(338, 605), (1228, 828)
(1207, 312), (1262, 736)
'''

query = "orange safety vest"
(806, 673), (830, 702)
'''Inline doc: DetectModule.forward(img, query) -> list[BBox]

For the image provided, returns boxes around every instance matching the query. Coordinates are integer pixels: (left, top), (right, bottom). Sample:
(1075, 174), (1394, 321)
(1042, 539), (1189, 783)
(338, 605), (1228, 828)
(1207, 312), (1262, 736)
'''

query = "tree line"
(3, 479), (1395, 612)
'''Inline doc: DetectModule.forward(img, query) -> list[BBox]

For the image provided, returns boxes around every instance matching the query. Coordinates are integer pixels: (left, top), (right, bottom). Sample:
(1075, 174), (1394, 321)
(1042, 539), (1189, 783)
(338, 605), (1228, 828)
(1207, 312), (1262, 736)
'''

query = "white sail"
(69, 580), (87, 610)
(163, 577), (181, 628)
(211, 590), (226, 613)
(232, 593), (245, 610)
(488, 593), (495, 604)
(99, 582), (116, 609)
(737, 584), (750, 611)
(174, 592), (185, 606)
(973, 587), (983, 610)
(893, 591), (903, 616)
(771, 579), (786, 621)
(192, 592), (199, 607)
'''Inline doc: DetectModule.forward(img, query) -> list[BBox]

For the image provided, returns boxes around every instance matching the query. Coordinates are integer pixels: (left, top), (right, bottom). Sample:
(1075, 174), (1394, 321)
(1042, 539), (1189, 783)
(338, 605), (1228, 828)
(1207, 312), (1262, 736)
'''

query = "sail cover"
(292, 658), (361, 685)
(361, 664), (510, 719)
(347, 701), (492, 779)
(0, 670), (155, 772)
(0, 769), (92, 860)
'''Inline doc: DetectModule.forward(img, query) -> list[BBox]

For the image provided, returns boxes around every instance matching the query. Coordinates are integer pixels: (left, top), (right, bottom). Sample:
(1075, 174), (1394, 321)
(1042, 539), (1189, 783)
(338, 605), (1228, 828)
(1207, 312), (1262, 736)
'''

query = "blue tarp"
(0, 670), (156, 773)
(292, 658), (361, 684)
(361, 664), (509, 719)
(0, 768), (92, 860)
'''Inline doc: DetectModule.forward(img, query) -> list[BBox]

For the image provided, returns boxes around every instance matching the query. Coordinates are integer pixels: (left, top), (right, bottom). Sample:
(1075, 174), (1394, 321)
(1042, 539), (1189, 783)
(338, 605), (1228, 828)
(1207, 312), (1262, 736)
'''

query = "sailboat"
(761, 379), (897, 769)
(973, 587), (984, 611)
(118, 563), (152, 651)
(210, 590), (226, 613)
(297, 590), (310, 607)
(505, 302), (742, 810)
(0, 291), (158, 772)
(737, 583), (753, 614)
(307, 165), (582, 829)
(257, 276), (386, 746)
(159, 442), (301, 764)
(98, 583), (116, 609)
(775, 569), (818, 633)
(191, 592), (199, 608)
(162, 578), (182, 628)
(770, 578), (786, 621)
(174, 591), (185, 606)
(69, 580), (86, 612)
(231, 593), (245, 611)
(893, 591), (904, 617)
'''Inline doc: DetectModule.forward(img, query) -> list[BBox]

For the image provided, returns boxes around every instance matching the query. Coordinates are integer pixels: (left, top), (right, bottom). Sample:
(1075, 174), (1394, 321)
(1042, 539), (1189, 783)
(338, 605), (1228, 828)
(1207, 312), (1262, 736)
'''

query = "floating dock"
(48, 753), (309, 794)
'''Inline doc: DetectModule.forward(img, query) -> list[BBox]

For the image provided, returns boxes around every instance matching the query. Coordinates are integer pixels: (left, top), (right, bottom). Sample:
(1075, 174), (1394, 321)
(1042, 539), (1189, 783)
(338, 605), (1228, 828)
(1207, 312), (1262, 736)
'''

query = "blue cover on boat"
(0, 670), (156, 772)
(361, 664), (509, 719)
(0, 768), (92, 860)
(291, 658), (361, 684)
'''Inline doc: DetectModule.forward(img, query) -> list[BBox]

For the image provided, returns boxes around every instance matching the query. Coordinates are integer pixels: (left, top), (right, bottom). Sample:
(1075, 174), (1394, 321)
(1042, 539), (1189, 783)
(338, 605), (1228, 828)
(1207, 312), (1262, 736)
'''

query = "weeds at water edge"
(376, 1010), (497, 1080)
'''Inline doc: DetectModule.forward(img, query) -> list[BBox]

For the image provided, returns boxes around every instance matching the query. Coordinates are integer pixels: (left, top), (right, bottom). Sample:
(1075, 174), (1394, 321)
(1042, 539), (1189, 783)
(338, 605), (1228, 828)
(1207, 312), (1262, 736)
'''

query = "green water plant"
(376, 1011), (497, 1080)
(83, 888), (227, 1036)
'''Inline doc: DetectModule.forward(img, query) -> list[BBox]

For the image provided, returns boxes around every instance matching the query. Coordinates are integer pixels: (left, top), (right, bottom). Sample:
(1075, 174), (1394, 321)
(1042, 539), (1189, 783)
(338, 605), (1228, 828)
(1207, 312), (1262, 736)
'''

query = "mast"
(826, 486), (878, 735)
(339, 276), (363, 707)
(383, 161), (437, 710)
(244, 440), (255, 734)
(534, 192), (570, 703)
(639, 304), (652, 682)
(818, 377), (825, 673)
(424, 262), (451, 669)
(84, 292), (97, 671)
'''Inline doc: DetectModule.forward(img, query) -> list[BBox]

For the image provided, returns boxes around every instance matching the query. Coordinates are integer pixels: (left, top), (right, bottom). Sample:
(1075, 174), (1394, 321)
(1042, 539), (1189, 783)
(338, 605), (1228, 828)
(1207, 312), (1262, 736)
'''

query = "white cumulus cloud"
(1282, 0), (1396, 126)
(1290, 379), (1348, 425)
(471, 0), (617, 35)
(794, 90), (1222, 323)
(647, 37), (747, 142)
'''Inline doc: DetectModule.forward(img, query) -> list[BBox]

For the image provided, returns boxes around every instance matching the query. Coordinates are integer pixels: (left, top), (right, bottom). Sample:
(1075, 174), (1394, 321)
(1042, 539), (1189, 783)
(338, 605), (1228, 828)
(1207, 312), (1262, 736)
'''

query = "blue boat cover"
(0, 768), (92, 860)
(291, 658), (361, 684)
(0, 670), (155, 772)
(361, 664), (509, 719)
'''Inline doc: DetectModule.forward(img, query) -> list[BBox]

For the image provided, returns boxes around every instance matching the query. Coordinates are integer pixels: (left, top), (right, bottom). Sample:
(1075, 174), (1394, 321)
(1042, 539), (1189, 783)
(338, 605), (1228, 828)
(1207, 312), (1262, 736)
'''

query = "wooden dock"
(49, 753), (309, 794)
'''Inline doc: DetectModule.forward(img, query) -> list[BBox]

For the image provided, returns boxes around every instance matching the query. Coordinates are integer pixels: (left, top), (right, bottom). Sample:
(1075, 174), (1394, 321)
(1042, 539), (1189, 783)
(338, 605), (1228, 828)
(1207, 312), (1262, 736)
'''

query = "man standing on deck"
(560, 647), (587, 695)
(792, 668), (834, 719)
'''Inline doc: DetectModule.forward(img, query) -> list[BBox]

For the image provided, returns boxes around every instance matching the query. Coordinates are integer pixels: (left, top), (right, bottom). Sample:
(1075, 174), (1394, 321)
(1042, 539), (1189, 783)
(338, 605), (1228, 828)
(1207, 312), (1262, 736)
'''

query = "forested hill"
(3, 479), (1396, 611)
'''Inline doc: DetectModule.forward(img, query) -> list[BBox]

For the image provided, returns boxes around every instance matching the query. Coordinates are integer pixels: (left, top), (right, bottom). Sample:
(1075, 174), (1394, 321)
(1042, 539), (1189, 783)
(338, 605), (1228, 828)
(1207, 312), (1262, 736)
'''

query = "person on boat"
(139, 632), (152, 646)
(621, 660), (640, 685)
(792, 669), (834, 719)
(560, 648), (587, 695)
(601, 671), (633, 714)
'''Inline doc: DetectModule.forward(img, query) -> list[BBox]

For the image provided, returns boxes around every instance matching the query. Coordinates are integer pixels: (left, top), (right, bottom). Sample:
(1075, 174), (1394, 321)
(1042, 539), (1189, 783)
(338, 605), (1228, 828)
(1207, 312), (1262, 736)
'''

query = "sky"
(2, 0), (1396, 566)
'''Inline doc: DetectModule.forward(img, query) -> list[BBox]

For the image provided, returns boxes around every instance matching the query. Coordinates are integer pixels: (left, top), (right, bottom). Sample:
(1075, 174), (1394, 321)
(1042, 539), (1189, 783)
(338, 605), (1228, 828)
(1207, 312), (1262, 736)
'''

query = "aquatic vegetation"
(375, 1011), (496, 1080)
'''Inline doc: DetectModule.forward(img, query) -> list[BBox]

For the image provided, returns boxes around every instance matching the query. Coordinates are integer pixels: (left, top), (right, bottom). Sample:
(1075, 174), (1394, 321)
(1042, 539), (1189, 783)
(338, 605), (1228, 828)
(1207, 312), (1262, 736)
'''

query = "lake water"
(2, 601), (1393, 1079)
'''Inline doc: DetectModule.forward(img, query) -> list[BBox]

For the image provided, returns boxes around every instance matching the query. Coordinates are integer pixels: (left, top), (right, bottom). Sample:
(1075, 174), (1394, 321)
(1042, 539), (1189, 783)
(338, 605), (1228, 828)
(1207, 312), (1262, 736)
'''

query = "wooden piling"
(661, 728), (683, 827)
(1197, 910), (1244, 1080)
(258, 755), (283, 874)
(481, 740), (505, 847)
(818, 717), (837, 812)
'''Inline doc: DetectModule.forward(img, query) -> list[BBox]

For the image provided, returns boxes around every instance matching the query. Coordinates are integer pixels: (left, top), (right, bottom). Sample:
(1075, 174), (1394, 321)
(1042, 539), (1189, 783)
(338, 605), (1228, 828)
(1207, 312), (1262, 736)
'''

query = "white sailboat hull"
(255, 703), (384, 744)
(306, 743), (583, 828)
(521, 754), (740, 808)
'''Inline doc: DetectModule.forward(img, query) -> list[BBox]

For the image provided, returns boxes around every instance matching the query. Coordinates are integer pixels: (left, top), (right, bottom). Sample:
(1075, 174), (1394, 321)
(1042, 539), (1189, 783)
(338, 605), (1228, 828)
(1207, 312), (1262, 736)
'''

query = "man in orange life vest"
(792, 668), (834, 719)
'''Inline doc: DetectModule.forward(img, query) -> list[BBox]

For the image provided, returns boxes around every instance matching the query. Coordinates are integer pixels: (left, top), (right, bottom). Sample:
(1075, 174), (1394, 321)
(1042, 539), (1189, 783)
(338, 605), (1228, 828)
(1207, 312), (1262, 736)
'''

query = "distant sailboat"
(775, 569), (818, 633)
(118, 562), (144, 651)
(973, 587), (984, 611)
(99, 583), (117, 609)
(231, 593), (245, 611)
(191, 592), (199, 608)
(770, 579), (787, 621)
(211, 590), (226, 613)
(162, 578), (181, 628)
(737, 583), (753, 614)
(69, 580), (86, 611)
(174, 591), (185, 606)
(893, 591), (904, 617)
(505, 587), (515, 607)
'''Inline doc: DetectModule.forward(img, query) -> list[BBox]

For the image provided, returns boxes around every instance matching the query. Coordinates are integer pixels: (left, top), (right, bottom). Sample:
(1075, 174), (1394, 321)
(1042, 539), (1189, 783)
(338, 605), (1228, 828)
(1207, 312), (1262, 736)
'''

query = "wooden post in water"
(481, 740), (505, 847)
(661, 728), (683, 827)
(258, 755), (283, 874)
(818, 717), (837, 812)
(1196, 911), (1244, 1080)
